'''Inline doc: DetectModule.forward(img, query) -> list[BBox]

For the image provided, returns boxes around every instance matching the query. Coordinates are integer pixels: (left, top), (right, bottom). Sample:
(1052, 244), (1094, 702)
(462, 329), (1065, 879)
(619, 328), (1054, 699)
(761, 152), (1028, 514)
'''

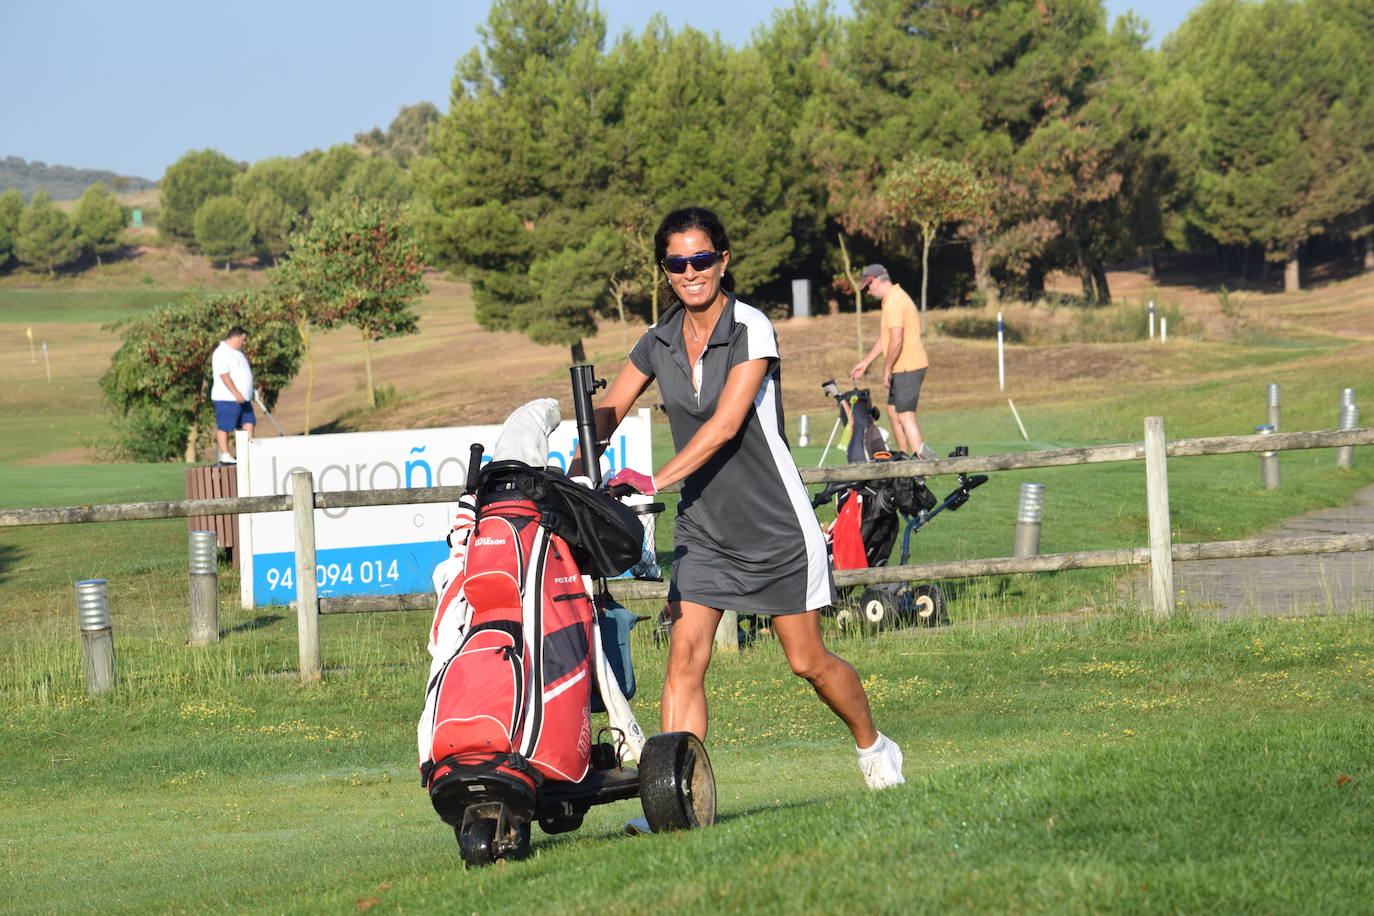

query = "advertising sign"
(235, 411), (652, 608)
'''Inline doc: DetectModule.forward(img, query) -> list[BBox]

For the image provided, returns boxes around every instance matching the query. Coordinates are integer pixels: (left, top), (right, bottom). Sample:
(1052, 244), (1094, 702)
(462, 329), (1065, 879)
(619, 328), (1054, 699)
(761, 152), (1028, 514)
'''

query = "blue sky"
(1, 1), (1199, 182)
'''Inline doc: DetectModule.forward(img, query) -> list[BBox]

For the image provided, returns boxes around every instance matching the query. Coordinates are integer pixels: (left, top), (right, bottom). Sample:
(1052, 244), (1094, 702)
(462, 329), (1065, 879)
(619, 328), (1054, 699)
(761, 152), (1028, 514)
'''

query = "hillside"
(0, 156), (156, 201)
(2, 238), (1373, 466)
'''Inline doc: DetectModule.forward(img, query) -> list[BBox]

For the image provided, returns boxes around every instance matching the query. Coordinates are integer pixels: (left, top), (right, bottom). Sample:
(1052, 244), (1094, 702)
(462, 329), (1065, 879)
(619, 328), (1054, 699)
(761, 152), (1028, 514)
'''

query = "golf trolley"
(812, 379), (989, 633)
(418, 367), (715, 867)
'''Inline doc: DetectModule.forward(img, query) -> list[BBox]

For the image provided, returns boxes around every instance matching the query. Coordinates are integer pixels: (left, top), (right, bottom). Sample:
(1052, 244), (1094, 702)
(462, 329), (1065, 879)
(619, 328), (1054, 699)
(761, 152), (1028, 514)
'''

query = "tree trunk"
(361, 329), (376, 409)
(1091, 264), (1111, 305)
(1284, 244), (1301, 293)
(971, 236), (997, 306)
(571, 340), (587, 364)
(1364, 236), (1373, 272)
(1147, 250), (1158, 281)
(1077, 260), (1095, 301)
(300, 320), (314, 436)
(920, 226), (932, 312)
(184, 419), (199, 463)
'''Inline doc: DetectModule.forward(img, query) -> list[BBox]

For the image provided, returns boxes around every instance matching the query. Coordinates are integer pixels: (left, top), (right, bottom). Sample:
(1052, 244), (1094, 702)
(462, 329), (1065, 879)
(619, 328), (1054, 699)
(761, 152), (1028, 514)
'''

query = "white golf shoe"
(857, 733), (905, 790)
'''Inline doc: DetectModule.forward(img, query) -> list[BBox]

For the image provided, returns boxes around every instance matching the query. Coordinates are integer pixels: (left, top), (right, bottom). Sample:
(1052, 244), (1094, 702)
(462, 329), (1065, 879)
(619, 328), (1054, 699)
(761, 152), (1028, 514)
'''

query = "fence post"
(1143, 417), (1175, 620)
(187, 530), (219, 646)
(1013, 483), (1044, 558)
(291, 470), (322, 681)
(74, 579), (116, 696)
(1257, 424), (1280, 489)
(1336, 390), (1357, 469)
(1267, 383), (1281, 432)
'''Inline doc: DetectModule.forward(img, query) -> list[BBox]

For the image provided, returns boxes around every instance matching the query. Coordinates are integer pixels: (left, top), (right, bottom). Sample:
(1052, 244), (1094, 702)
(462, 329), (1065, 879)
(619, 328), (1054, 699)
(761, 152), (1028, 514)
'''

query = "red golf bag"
(418, 459), (645, 828)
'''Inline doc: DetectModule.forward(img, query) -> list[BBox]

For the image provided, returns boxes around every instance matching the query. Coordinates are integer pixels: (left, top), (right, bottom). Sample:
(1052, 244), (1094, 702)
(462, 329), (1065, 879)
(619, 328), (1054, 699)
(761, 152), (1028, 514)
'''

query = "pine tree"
(160, 149), (241, 246)
(73, 181), (127, 266)
(14, 192), (81, 276)
(194, 195), (254, 270)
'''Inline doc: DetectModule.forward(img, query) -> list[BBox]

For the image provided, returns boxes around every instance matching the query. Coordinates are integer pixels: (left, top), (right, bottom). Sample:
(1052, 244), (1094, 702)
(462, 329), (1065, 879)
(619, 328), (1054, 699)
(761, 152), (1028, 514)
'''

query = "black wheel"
(456, 812), (531, 867)
(908, 583), (949, 627)
(457, 818), (497, 867)
(639, 731), (716, 831)
(848, 586), (900, 634)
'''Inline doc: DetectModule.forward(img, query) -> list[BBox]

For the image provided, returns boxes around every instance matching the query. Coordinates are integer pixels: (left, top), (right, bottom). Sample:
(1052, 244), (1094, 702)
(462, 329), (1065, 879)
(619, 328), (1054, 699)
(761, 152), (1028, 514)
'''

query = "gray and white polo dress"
(629, 296), (835, 614)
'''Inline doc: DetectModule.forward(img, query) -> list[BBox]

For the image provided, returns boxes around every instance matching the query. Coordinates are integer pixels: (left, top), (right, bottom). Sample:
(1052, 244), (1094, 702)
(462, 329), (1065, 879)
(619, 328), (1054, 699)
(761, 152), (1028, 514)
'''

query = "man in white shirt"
(210, 327), (255, 464)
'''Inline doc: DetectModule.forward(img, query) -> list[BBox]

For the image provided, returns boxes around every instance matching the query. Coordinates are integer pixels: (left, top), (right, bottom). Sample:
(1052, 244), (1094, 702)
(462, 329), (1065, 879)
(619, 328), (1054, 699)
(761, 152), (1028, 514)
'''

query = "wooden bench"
(184, 465), (240, 569)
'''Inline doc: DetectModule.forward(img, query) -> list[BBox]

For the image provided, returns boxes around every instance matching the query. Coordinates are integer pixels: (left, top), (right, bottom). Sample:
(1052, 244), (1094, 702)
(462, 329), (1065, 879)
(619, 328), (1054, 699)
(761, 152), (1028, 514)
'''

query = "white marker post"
(1148, 300), (1156, 340)
(1161, 317), (1168, 343)
(997, 311), (1005, 392)
(26, 326), (35, 364)
(798, 414), (809, 448)
(42, 342), (51, 383)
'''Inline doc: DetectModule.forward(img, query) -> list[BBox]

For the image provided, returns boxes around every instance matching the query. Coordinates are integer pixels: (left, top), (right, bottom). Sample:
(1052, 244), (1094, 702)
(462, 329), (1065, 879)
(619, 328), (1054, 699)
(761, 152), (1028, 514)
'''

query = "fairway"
(2, 260), (1373, 912)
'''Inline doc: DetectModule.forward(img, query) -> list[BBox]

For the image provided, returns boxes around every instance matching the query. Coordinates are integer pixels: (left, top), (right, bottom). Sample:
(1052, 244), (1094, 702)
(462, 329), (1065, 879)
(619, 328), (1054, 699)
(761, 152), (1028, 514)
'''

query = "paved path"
(1162, 484), (1374, 618)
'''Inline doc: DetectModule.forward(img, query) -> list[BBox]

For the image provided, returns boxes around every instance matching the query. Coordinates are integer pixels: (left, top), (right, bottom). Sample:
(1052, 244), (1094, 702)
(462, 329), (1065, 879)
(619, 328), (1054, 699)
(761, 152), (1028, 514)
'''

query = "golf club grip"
(609, 483), (637, 499)
(466, 444), (484, 493)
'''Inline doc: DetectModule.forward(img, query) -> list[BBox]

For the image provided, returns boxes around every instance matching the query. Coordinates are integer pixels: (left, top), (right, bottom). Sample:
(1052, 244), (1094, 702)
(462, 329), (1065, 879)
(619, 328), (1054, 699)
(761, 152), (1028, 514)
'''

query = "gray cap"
(860, 263), (888, 288)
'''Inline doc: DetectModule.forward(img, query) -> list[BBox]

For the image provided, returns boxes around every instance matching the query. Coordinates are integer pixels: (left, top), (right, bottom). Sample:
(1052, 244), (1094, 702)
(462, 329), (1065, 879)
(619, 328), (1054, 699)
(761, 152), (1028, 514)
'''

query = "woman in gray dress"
(592, 207), (905, 792)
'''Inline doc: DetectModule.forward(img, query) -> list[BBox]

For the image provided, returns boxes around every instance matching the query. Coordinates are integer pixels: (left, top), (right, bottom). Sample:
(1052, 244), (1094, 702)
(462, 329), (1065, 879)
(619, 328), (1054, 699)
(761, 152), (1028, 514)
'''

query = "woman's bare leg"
(771, 610), (878, 748)
(660, 600), (723, 740)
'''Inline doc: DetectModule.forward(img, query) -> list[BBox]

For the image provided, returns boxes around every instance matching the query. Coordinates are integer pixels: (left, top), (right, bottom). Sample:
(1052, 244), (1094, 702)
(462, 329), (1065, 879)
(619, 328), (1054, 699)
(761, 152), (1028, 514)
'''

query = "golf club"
(254, 394), (286, 436)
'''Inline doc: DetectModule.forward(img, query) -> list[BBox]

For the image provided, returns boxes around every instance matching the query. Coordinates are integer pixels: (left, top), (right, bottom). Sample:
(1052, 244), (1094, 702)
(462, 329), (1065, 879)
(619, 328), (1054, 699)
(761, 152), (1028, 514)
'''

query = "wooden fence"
(3, 421), (1372, 681)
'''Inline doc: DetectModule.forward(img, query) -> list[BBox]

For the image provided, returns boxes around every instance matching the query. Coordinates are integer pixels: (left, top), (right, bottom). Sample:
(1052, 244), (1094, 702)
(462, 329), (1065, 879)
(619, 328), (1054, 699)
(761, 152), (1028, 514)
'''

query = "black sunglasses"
(661, 251), (724, 274)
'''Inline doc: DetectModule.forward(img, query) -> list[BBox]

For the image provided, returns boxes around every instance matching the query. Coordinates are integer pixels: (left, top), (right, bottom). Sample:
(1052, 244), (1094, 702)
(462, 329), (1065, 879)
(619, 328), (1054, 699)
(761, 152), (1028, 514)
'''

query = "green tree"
(303, 144), (364, 206)
(72, 181), (127, 266)
(807, 0), (1147, 303)
(271, 198), (426, 413)
(420, 2), (802, 357)
(0, 189), (22, 268)
(160, 149), (242, 246)
(14, 192), (81, 276)
(234, 157), (312, 260)
(193, 195), (254, 270)
(355, 101), (440, 164)
(1165, 0), (1374, 291)
(102, 291), (302, 461)
(340, 155), (414, 209)
(879, 156), (990, 311)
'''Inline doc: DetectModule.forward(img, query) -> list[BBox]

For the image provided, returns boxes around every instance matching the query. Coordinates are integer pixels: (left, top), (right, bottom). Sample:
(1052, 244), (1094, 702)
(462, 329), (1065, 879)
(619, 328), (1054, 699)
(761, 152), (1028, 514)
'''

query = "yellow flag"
(26, 326), (33, 342)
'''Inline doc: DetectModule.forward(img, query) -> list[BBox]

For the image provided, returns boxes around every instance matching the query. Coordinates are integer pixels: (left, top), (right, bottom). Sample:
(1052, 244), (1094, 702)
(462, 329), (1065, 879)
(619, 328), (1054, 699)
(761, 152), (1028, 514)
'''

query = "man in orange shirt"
(849, 264), (937, 460)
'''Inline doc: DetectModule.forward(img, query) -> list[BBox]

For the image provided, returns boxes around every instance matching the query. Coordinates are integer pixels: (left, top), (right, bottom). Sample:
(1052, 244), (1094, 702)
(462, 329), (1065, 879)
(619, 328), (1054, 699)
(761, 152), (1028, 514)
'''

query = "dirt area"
(1119, 484), (1374, 618)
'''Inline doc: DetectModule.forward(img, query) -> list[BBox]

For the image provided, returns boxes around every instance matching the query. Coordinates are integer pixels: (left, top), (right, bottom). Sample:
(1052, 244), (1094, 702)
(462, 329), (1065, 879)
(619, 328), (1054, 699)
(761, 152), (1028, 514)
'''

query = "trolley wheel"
(639, 731), (716, 831)
(909, 583), (949, 627)
(456, 812), (531, 867)
(456, 818), (498, 867)
(850, 586), (901, 634)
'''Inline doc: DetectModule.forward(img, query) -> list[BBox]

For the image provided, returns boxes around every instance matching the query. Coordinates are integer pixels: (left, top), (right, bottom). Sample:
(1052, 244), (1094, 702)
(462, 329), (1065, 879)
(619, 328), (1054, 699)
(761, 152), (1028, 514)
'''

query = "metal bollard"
(1267, 383), (1281, 432)
(1336, 402), (1359, 469)
(188, 531), (220, 646)
(1013, 483), (1045, 558)
(1256, 424), (1280, 489)
(74, 579), (116, 696)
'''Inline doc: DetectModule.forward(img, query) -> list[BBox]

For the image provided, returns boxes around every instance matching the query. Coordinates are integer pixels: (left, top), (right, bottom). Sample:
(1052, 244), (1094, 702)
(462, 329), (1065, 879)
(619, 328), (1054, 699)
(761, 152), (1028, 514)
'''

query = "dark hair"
(227, 326), (248, 339)
(654, 206), (734, 294)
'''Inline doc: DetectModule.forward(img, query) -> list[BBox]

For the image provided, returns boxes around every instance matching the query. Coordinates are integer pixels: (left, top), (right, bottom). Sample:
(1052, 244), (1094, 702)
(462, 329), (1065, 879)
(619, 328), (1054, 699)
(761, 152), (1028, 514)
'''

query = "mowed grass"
(1, 610), (1370, 913)
(3, 268), (1374, 911)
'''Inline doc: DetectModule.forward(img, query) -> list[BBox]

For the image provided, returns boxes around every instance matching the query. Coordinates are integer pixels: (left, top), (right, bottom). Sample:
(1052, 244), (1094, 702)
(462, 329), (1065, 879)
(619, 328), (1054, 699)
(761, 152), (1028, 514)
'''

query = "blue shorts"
(213, 400), (256, 432)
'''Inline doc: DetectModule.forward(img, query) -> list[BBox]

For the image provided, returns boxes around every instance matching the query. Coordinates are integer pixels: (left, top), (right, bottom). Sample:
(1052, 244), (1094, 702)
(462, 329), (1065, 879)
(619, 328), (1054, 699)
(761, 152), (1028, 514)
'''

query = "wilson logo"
(473, 536), (507, 547)
(554, 575), (579, 584)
